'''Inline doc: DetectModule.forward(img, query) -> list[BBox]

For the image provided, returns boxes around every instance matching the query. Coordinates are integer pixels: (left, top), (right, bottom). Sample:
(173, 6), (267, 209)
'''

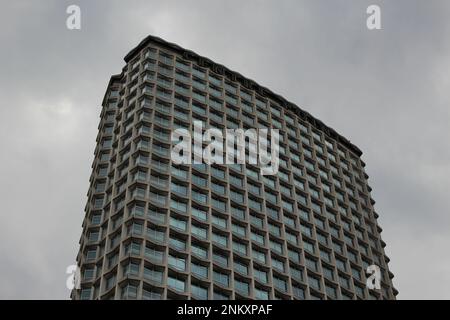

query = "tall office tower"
(72, 35), (397, 300)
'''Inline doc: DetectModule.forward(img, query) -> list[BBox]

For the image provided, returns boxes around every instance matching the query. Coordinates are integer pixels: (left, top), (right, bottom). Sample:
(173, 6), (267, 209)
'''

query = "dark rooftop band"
(121, 35), (363, 158)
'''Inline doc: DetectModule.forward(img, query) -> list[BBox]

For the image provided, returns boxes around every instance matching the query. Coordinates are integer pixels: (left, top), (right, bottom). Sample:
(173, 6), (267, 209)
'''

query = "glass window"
(191, 243), (208, 259)
(234, 279), (249, 295)
(167, 276), (185, 292)
(212, 232), (228, 247)
(253, 269), (268, 284)
(191, 283), (208, 299)
(80, 288), (92, 300)
(252, 249), (266, 264)
(168, 255), (186, 271)
(191, 263), (208, 279)
(144, 266), (163, 283)
(254, 288), (269, 300)
(213, 271), (229, 287)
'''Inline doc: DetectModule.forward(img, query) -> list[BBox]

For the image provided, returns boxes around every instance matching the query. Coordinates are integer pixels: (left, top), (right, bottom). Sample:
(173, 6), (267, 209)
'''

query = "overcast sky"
(0, 0), (449, 299)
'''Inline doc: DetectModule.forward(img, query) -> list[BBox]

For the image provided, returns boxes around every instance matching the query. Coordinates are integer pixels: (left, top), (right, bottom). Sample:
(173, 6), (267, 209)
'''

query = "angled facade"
(72, 35), (398, 300)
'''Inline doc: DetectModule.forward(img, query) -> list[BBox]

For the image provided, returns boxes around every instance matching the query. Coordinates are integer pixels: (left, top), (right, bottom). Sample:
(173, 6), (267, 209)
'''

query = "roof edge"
(101, 74), (122, 106)
(123, 35), (363, 157)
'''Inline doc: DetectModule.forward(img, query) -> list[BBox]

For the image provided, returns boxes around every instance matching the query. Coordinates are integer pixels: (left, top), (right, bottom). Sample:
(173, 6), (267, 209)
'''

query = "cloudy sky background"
(0, 0), (449, 299)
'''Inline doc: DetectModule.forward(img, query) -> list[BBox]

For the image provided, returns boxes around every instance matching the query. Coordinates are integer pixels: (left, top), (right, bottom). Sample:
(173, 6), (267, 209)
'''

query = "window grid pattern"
(73, 39), (397, 300)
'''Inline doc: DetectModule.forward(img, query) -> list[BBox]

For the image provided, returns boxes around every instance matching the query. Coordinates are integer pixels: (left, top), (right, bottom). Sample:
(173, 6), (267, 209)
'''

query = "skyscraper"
(72, 35), (397, 300)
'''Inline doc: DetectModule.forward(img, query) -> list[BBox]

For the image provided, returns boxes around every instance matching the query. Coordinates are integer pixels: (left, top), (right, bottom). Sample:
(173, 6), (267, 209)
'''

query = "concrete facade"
(72, 35), (397, 300)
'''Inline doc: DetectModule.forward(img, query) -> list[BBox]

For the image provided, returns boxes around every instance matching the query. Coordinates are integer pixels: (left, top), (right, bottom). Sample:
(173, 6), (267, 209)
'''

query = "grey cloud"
(0, 0), (449, 299)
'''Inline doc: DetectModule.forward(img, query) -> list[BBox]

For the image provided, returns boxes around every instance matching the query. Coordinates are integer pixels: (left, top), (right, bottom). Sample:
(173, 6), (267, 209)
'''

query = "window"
(308, 275), (321, 290)
(234, 260), (248, 275)
(191, 263), (208, 279)
(213, 232), (228, 247)
(124, 242), (141, 256)
(83, 268), (95, 280)
(211, 181), (225, 194)
(290, 267), (303, 281)
(170, 199), (187, 212)
(168, 255), (186, 271)
(86, 249), (97, 261)
(285, 231), (298, 245)
(148, 208), (166, 223)
(192, 207), (207, 221)
(271, 257), (285, 272)
(231, 223), (246, 237)
(288, 249), (300, 263)
(254, 288), (269, 300)
(248, 198), (262, 211)
(91, 214), (102, 225)
(88, 231), (99, 242)
(191, 243), (208, 259)
(145, 246), (164, 263)
(292, 285), (305, 299)
(102, 138), (112, 148)
(303, 241), (315, 253)
(352, 267), (361, 280)
(93, 197), (104, 209)
(231, 206), (245, 219)
(142, 288), (162, 300)
(172, 166), (188, 179)
(80, 288), (92, 300)
(265, 191), (278, 205)
(212, 215), (227, 228)
(171, 182), (187, 195)
(252, 249), (266, 264)
(169, 236), (186, 251)
(192, 225), (208, 239)
(229, 174), (243, 186)
(130, 204), (145, 217)
(234, 279), (249, 295)
(191, 283), (208, 299)
(254, 269), (268, 284)
(339, 275), (350, 289)
(269, 240), (283, 254)
(147, 227), (165, 243)
(301, 225), (312, 237)
(251, 231), (265, 245)
(192, 174), (207, 187)
(123, 262), (140, 276)
(213, 291), (229, 301)
(211, 167), (225, 179)
(212, 197), (227, 211)
(169, 216), (187, 231)
(167, 276), (185, 292)
(105, 274), (116, 290)
(268, 223), (280, 236)
(325, 285), (337, 299)
(213, 271), (229, 287)
(336, 258), (347, 271)
(305, 257), (318, 272)
(323, 266), (334, 280)
(213, 251), (228, 267)
(250, 215), (264, 228)
(248, 182), (261, 195)
(232, 241), (247, 255)
(230, 190), (244, 204)
(273, 276), (287, 291)
(320, 249), (331, 262)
